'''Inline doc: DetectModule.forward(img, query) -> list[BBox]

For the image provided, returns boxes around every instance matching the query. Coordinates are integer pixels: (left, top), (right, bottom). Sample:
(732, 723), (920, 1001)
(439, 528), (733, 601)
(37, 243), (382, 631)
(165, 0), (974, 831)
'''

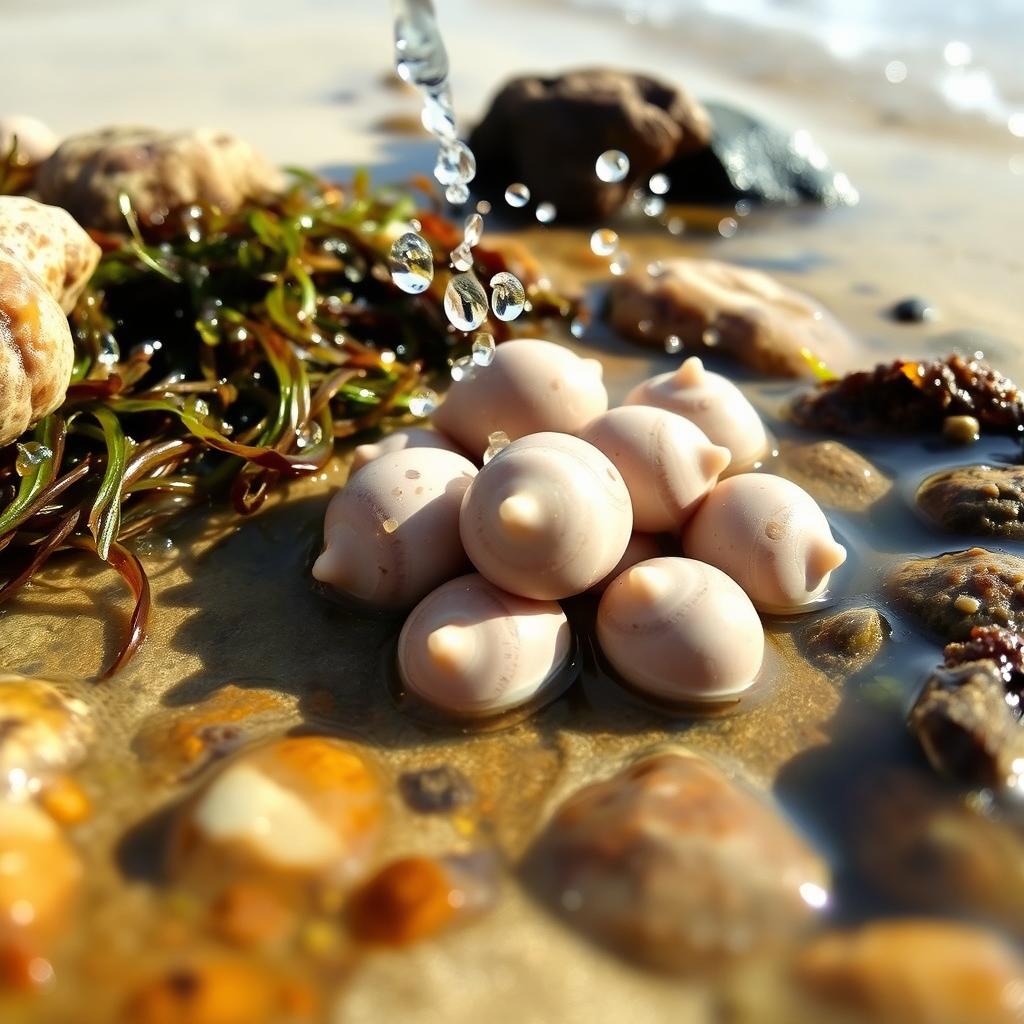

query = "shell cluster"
(315, 338), (846, 714)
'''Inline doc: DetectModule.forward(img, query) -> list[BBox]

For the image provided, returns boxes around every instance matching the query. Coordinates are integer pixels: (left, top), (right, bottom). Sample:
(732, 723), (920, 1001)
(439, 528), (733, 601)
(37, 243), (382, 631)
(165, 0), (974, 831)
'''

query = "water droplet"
(408, 387), (439, 418)
(884, 60), (908, 84)
(535, 202), (556, 224)
(667, 217), (685, 235)
(471, 332), (495, 366)
(504, 183), (530, 208)
(489, 272), (526, 322)
(420, 93), (457, 139)
(450, 355), (476, 382)
(389, 231), (434, 294)
(483, 431), (511, 464)
(463, 212), (483, 247)
(382, 517), (399, 534)
(445, 183), (470, 205)
(434, 139), (476, 186)
(136, 533), (177, 558)
(638, 319), (653, 336)
(295, 421), (324, 450)
(475, 199), (491, 215)
(450, 242), (473, 271)
(596, 150), (630, 183)
(609, 252), (632, 276)
(664, 334), (682, 354)
(702, 327), (720, 347)
(718, 217), (738, 238)
(15, 441), (52, 477)
(97, 334), (120, 367)
(648, 173), (670, 195)
(444, 273), (488, 331)
(569, 317), (586, 339)
(647, 261), (664, 278)
(642, 195), (665, 218)
(590, 228), (619, 257)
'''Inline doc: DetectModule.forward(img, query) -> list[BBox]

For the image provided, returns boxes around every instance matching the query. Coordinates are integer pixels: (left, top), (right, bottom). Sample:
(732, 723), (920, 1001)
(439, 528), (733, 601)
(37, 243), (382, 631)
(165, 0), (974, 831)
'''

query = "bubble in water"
(435, 139), (476, 186)
(463, 212), (483, 247)
(389, 232), (434, 294)
(596, 150), (630, 183)
(15, 441), (53, 477)
(408, 387), (439, 418)
(483, 431), (511, 464)
(590, 228), (619, 257)
(504, 183), (530, 208)
(471, 332), (496, 366)
(450, 242), (474, 271)
(664, 335), (682, 355)
(648, 173), (670, 195)
(97, 333), (120, 367)
(642, 195), (665, 218)
(535, 202), (557, 224)
(489, 272), (526, 322)
(450, 355), (476, 382)
(445, 183), (470, 205)
(444, 272), (488, 331)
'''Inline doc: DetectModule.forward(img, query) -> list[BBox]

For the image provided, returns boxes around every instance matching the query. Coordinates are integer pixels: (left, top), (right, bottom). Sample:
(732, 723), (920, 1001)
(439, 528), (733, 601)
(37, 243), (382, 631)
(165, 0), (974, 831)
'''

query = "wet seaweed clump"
(792, 354), (1024, 437)
(0, 164), (576, 676)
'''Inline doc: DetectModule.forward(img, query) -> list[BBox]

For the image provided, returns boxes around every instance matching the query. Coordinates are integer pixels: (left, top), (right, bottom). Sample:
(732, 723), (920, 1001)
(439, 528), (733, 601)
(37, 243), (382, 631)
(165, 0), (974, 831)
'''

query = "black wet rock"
(803, 608), (889, 676)
(890, 297), (937, 323)
(917, 465), (1024, 539)
(664, 102), (858, 208)
(398, 765), (474, 814)
(887, 547), (1024, 642)
(468, 69), (711, 222)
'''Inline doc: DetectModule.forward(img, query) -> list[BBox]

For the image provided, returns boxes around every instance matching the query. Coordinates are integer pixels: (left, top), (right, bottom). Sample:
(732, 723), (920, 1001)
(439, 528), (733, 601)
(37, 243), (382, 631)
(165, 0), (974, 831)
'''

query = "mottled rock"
(917, 465), (1024, 539)
(777, 441), (890, 511)
(664, 102), (857, 208)
(36, 126), (285, 232)
(526, 752), (828, 971)
(803, 608), (889, 676)
(0, 249), (75, 446)
(0, 195), (100, 312)
(171, 736), (383, 886)
(469, 69), (710, 221)
(792, 920), (1024, 1024)
(793, 355), (1024, 436)
(0, 676), (92, 794)
(607, 258), (855, 378)
(397, 765), (475, 815)
(887, 547), (1024, 642)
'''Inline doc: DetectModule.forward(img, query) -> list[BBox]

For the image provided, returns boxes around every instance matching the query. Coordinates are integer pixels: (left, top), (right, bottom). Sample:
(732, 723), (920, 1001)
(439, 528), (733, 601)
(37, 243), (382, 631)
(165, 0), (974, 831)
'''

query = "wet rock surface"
(525, 751), (828, 971)
(664, 102), (858, 208)
(777, 441), (890, 511)
(887, 547), (1024, 642)
(802, 608), (889, 676)
(607, 257), (854, 377)
(469, 69), (710, 221)
(917, 464), (1024, 538)
(36, 126), (285, 231)
(791, 919), (1024, 1024)
(793, 354), (1024, 436)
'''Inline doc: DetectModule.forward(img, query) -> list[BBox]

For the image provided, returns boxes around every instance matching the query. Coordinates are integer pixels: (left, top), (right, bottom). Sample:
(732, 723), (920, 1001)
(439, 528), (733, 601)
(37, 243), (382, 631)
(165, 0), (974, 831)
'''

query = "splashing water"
(389, 231), (435, 294)
(504, 183), (531, 208)
(535, 202), (557, 224)
(471, 332), (496, 366)
(444, 273), (489, 331)
(590, 228), (619, 256)
(648, 173), (671, 195)
(463, 212), (484, 247)
(450, 241), (474, 271)
(483, 431), (511, 464)
(408, 387), (440, 417)
(596, 149), (630, 182)
(489, 272), (526, 322)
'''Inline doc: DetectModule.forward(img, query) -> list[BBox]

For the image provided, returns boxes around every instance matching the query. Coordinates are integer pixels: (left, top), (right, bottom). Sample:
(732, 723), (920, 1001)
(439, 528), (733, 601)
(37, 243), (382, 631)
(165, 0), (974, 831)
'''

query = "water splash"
(389, 231), (435, 294)
(504, 183), (531, 208)
(596, 149), (630, 182)
(444, 273), (488, 331)
(489, 272), (526, 321)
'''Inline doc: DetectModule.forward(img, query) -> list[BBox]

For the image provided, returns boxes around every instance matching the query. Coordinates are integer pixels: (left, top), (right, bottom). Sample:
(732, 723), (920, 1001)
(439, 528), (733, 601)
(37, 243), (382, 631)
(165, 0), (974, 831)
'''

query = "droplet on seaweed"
(471, 332), (495, 366)
(596, 149), (630, 183)
(489, 272), (526, 322)
(590, 228), (619, 257)
(463, 212), (483, 247)
(389, 232), (434, 294)
(648, 173), (670, 195)
(408, 388), (439, 418)
(504, 183), (530, 208)
(444, 273), (488, 331)
(97, 333), (120, 367)
(535, 202), (557, 224)
(15, 441), (53, 477)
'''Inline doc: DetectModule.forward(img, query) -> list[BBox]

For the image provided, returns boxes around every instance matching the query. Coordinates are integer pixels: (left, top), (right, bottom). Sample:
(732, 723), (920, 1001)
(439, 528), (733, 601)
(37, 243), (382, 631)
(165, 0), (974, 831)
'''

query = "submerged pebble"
(775, 440), (890, 512)
(526, 752), (829, 971)
(802, 608), (889, 676)
(916, 464), (1024, 538)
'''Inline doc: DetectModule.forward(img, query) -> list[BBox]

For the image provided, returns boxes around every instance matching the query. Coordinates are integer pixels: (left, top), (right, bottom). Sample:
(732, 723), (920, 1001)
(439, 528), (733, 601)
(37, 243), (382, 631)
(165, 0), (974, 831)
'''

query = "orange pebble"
(348, 857), (456, 946)
(210, 883), (294, 948)
(39, 775), (92, 825)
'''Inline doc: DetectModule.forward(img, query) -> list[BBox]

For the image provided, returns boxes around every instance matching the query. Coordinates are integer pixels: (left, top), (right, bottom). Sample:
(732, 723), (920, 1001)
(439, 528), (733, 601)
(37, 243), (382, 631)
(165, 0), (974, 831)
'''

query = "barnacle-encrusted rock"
(36, 126), (286, 232)
(802, 608), (889, 676)
(0, 249), (75, 446)
(607, 258), (855, 378)
(0, 195), (100, 312)
(526, 751), (828, 971)
(917, 464), (1024, 539)
(793, 355), (1024, 436)
(777, 441), (890, 511)
(469, 69), (710, 221)
(887, 547), (1024, 642)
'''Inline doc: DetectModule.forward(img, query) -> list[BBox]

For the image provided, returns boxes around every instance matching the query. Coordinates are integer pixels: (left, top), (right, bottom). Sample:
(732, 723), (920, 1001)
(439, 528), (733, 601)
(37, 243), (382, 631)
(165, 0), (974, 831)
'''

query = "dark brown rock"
(917, 464), (1024, 538)
(887, 547), (1024, 642)
(525, 751), (828, 972)
(607, 258), (855, 377)
(803, 608), (889, 676)
(777, 441), (890, 511)
(468, 69), (711, 222)
(398, 765), (474, 814)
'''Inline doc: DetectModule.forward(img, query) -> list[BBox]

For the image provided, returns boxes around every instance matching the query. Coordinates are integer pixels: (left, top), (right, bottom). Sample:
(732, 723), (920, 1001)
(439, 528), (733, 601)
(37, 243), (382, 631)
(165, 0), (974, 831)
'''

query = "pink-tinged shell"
(581, 405), (730, 532)
(683, 473), (847, 612)
(597, 557), (764, 700)
(351, 427), (468, 474)
(313, 448), (477, 610)
(0, 251), (74, 447)
(625, 356), (769, 470)
(460, 432), (633, 600)
(398, 573), (571, 715)
(432, 339), (608, 457)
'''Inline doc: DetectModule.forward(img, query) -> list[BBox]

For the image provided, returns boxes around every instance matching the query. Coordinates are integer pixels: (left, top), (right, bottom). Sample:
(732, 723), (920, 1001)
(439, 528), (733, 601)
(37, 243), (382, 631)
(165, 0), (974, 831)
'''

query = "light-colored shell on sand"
(0, 195), (100, 312)
(0, 250), (75, 446)
(0, 113), (58, 165)
(351, 427), (468, 474)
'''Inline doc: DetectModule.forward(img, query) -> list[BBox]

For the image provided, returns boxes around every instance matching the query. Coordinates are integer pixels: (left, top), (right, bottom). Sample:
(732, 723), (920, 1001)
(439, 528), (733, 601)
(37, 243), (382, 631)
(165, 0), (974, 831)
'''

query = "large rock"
(0, 195), (100, 312)
(917, 464), (1024, 539)
(606, 258), (855, 378)
(36, 126), (285, 232)
(525, 751), (828, 971)
(469, 69), (710, 222)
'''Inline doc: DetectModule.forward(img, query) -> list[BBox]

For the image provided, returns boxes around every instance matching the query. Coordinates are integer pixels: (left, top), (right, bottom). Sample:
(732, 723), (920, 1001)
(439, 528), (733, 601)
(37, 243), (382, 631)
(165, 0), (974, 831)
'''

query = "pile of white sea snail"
(313, 339), (847, 717)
